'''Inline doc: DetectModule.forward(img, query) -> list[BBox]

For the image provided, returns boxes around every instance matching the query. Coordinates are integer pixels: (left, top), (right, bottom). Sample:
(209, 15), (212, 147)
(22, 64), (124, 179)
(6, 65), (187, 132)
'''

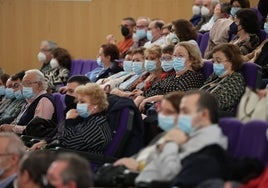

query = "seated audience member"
(44, 47), (71, 93)
(15, 151), (56, 188)
(144, 20), (166, 48)
(30, 75), (90, 151)
(190, 0), (203, 26)
(229, 8), (260, 55)
(0, 132), (25, 188)
(117, 17), (136, 58)
(111, 45), (163, 99)
(87, 43), (123, 82)
(162, 23), (172, 37)
(200, 43), (245, 114)
(0, 73), (10, 102)
(58, 83), (112, 153)
(0, 69), (57, 134)
(136, 41), (205, 111)
(196, 0), (220, 31)
(114, 91), (184, 171)
(0, 71), (26, 124)
(106, 34), (116, 44)
(37, 40), (58, 73)
(132, 17), (150, 49)
(229, 0), (250, 19)
(46, 153), (93, 188)
(0, 78), (15, 116)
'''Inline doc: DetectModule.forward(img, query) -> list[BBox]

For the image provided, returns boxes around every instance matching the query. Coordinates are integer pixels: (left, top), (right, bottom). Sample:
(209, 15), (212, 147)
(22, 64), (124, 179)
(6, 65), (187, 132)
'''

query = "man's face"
(148, 21), (160, 40)
(12, 79), (22, 92)
(40, 41), (53, 63)
(0, 138), (12, 180)
(5, 79), (13, 88)
(203, 0), (214, 14)
(66, 82), (80, 97)
(121, 20), (135, 37)
(22, 73), (42, 95)
(47, 161), (70, 188)
(136, 19), (148, 32)
(179, 94), (202, 128)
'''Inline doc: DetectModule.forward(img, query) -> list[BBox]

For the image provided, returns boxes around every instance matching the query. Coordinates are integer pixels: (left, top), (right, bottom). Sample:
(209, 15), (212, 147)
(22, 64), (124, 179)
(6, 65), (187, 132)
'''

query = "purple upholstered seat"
(201, 61), (213, 80)
(70, 59), (85, 76)
(81, 59), (101, 75)
(219, 118), (243, 154)
(52, 93), (66, 124)
(234, 120), (268, 165)
(197, 32), (203, 46)
(199, 32), (209, 58)
(240, 62), (261, 90)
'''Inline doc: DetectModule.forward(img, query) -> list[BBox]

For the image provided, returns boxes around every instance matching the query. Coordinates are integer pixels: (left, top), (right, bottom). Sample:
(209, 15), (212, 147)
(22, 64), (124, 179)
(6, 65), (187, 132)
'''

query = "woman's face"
(145, 52), (161, 71)
(158, 99), (179, 124)
(232, 1), (241, 8)
(98, 47), (110, 67)
(173, 45), (192, 68)
(76, 94), (97, 114)
(132, 53), (144, 63)
(213, 51), (233, 72)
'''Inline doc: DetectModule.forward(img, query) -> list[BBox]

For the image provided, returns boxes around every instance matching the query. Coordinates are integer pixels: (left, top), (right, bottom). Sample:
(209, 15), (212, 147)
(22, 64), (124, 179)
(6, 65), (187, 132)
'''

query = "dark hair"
(162, 23), (172, 31)
(212, 43), (243, 71)
(131, 47), (145, 57)
(154, 21), (164, 30)
(185, 90), (219, 124)
(20, 151), (56, 186)
(52, 47), (72, 70)
(220, 2), (231, 14)
(11, 70), (25, 81)
(101, 44), (120, 62)
(172, 19), (198, 41)
(123, 17), (136, 26)
(67, 75), (90, 85)
(162, 44), (175, 55)
(0, 73), (10, 86)
(236, 8), (260, 34)
(57, 153), (93, 188)
(163, 91), (184, 113)
(230, 0), (250, 8)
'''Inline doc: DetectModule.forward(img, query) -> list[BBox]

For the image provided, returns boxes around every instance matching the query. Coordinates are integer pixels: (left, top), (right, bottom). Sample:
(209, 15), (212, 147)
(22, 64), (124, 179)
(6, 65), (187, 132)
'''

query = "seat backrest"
(201, 61), (213, 80)
(240, 62), (261, 89)
(70, 59), (85, 76)
(199, 32), (209, 58)
(81, 59), (100, 75)
(52, 93), (66, 124)
(197, 32), (203, 46)
(218, 117), (243, 154)
(234, 120), (268, 165)
(259, 30), (267, 43)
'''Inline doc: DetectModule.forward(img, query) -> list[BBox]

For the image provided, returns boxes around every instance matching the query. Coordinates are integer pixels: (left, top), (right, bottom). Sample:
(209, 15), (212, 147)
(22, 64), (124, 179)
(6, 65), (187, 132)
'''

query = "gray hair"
(212, 0), (220, 6)
(25, 69), (48, 90)
(56, 153), (93, 188)
(42, 40), (58, 51)
(137, 16), (151, 25)
(0, 132), (25, 159)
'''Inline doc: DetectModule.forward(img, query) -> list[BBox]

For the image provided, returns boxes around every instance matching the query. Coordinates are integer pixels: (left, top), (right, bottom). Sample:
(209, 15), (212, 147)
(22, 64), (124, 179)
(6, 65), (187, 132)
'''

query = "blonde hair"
(145, 45), (162, 58)
(75, 83), (108, 112)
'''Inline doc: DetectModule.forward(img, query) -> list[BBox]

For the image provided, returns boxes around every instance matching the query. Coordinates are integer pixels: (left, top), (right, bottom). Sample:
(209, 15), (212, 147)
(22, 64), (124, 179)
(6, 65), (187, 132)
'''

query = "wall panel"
(0, 0), (259, 74)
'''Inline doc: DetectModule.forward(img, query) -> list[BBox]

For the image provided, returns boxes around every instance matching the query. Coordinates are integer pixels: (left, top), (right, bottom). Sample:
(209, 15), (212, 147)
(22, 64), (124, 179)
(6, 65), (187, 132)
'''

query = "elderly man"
(0, 69), (56, 134)
(190, 0), (204, 26)
(0, 132), (25, 188)
(46, 153), (93, 188)
(38, 40), (58, 73)
(133, 17), (150, 48)
(144, 20), (166, 48)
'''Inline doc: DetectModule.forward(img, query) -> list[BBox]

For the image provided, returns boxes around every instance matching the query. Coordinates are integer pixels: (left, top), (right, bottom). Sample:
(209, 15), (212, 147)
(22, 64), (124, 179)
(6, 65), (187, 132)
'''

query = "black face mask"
(121, 26), (130, 37)
(64, 95), (76, 109)
(229, 22), (238, 36)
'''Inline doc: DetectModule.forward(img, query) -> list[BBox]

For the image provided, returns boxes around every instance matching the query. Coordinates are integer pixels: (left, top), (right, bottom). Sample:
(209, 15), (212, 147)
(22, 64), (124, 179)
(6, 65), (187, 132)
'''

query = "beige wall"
(0, 0), (259, 74)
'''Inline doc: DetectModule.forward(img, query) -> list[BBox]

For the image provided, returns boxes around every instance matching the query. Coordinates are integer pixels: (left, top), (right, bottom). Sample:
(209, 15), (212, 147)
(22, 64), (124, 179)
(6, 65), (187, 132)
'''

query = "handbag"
(237, 87), (268, 122)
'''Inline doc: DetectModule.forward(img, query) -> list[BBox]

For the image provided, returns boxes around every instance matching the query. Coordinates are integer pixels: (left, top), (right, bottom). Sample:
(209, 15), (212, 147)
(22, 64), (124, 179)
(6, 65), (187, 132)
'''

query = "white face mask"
(192, 5), (201, 15)
(50, 58), (59, 69)
(37, 52), (46, 63)
(201, 6), (210, 16)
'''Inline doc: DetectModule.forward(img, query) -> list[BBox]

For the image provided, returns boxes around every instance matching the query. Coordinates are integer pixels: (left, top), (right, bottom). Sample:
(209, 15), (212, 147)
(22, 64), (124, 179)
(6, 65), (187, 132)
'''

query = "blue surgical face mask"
(230, 7), (240, 17)
(161, 60), (174, 72)
(132, 61), (143, 75)
(177, 115), (194, 135)
(22, 87), (34, 99)
(264, 22), (268, 34)
(96, 57), (103, 67)
(5, 88), (15, 99)
(146, 30), (153, 41)
(0, 86), (5, 96)
(136, 29), (146, 39)
(14, 90), (24, 100)
(213, 63), (227, 77)
(123, 60), (133, 73)
(173, 57), (186, 72)
(158, 113), (175, 131)
(76, 103), (90, 118)
(144, 60), (157, 72)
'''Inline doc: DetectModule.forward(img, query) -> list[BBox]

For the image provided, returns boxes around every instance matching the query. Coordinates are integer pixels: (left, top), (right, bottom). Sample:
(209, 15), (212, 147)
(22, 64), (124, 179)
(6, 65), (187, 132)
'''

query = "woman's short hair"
(144, 45), (162, 58)
(75, 83), (109, 112)
(172, 19), (198, 41)
(162, 44), (175, 55)
(163, 91), (184, 113)
(236, 8), (260, 34)
(131, 47), (145, 58)
(176, 41), (203, 71)
(101, 44), (120, 62)
(212, 43), (243, 71)
(52, 47), (72, 70)
(230, 0), (250, 8)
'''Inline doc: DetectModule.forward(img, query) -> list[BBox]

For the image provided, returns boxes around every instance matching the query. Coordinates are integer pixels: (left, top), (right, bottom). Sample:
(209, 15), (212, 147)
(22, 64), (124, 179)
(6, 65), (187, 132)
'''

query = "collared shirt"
(144, 36), (167, 48)
(0, 173), (17, 188)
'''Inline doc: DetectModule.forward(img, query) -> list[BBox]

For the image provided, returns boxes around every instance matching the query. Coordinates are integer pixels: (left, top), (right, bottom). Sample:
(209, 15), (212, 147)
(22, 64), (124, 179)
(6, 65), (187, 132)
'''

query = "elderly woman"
(44, 47), (71, 93)
(59, 83), (112, 153)
(136, 41), (205, 111)
(200, 43), (245, 113)
(230, 8), (260, 55)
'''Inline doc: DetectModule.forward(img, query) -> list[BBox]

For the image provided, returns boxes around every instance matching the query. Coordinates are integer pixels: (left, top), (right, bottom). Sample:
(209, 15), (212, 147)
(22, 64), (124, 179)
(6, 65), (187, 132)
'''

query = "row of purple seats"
(219, 118), (268, 165)
(70, 59), (100, 76)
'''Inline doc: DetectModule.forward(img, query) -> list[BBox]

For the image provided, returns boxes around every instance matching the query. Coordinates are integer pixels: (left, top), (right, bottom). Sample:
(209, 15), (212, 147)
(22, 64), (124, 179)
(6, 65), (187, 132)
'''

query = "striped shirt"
(60, 113), (112, 154)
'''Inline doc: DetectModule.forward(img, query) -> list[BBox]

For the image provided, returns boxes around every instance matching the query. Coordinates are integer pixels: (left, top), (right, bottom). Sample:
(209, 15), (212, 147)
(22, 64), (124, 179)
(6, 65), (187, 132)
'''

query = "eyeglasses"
(160, 56), (173, 61)
(22, 81), (39, 87)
